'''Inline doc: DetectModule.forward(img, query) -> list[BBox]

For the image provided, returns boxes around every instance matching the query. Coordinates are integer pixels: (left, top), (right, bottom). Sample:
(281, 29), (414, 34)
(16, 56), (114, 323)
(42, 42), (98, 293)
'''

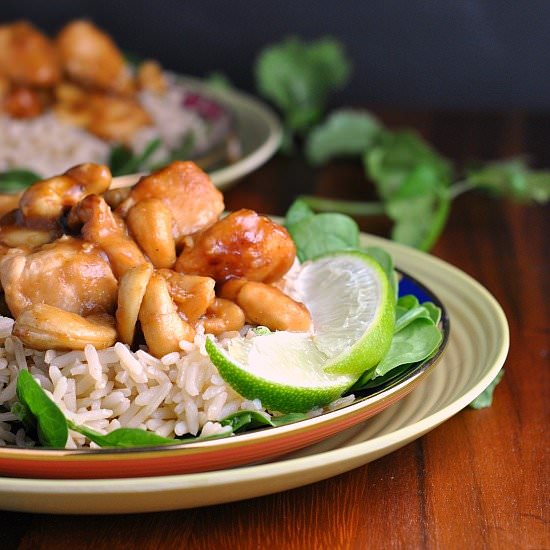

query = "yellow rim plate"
(0, 234), (509, 514)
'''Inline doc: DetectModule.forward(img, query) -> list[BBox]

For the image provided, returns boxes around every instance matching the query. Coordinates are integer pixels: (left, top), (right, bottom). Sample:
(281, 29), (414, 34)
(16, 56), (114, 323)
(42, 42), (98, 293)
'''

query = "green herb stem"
(448, 180), (477, 200)
(299, 195), (386, 217)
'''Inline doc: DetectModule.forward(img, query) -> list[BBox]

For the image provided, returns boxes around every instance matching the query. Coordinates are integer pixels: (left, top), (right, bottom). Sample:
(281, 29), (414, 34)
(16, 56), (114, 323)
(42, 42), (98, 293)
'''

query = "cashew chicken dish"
(0, 161), (318, 448)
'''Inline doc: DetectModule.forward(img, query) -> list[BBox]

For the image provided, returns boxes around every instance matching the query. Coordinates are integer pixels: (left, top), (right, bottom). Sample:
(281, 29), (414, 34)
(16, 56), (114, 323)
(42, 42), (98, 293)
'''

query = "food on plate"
(0, 161), (444, 449)
(0, 20), (237, 181)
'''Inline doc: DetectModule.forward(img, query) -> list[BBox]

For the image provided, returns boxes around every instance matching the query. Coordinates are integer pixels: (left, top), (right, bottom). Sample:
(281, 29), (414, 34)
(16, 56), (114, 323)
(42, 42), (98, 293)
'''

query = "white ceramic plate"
(110, 77), (282, 192)
(0, 234), (509, 514)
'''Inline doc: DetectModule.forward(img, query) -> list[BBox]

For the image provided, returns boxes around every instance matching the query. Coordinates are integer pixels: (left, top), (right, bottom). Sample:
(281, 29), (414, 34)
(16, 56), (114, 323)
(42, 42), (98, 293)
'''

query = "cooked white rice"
(0, 74), (223, 178)
(0, 318), (266, 448)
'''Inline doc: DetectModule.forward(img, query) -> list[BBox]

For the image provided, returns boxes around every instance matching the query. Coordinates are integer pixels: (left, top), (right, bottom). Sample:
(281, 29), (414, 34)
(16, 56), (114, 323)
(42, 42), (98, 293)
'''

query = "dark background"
(1, 0), (550, 110)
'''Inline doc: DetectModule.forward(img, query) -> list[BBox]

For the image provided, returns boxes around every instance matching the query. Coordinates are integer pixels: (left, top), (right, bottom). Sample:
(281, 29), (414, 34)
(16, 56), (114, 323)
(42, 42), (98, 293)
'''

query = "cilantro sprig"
(255, 37), (351, 150)
(255, 38), (549, 251)
(299, 112), (549, 250)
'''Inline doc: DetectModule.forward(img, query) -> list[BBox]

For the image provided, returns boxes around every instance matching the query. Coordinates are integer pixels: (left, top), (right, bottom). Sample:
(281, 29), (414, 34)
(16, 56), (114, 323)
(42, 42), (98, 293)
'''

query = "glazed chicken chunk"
(0, 21), (60, 87)
(175, 209), (296, 283)
(0, 236), (118, 318)
(56, 20), (133, 94)
(0, 160), (309, 355)
(119, 161), (224, 244)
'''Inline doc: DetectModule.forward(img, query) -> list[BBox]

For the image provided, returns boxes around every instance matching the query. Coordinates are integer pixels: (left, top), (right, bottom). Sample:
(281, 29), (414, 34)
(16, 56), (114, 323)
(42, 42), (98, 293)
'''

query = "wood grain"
(5, 112), (549, 550)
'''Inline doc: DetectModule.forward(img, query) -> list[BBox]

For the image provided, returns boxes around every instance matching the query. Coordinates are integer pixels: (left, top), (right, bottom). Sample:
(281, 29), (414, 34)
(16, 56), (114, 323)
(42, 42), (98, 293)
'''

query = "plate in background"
(110, 77), (282, 192)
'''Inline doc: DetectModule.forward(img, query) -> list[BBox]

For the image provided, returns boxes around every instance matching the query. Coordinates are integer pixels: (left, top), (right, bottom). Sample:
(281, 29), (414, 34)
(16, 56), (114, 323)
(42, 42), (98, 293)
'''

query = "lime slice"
(205, 250), (396, 413)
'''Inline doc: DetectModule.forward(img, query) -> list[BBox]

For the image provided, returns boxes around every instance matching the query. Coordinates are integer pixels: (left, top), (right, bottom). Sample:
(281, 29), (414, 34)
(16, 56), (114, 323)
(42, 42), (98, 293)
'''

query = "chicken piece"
(2, 87), (45, 118)
(53, 81), (92, 128)
(0, 21), (60, 87)
(87, 93), (151, 143)
(0, 75), (9, 100)
(118, 161), (224, 245)
(175, 209), (296, 283)
(68, 194), (147, 278)
(137, 60), (167, 94)
(56, 20), (134, 94)
(19, 163), (112, 230)
(0, 236), (118, 319)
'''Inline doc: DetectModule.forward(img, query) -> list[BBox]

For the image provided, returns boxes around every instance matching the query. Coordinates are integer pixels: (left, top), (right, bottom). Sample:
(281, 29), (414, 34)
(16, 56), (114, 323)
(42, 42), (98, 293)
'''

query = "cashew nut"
(13, 304), (117, 350)
(202, 298), (245, 336)
(139, 273), (195, 358)
(115, 263), (153, 345)
(234, 281), (312, 332)
(127, 198), (176, 269)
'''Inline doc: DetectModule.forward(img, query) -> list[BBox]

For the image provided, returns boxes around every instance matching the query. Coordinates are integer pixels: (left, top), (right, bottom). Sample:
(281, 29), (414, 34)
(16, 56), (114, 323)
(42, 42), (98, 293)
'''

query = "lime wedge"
(205, 250), (396, 413)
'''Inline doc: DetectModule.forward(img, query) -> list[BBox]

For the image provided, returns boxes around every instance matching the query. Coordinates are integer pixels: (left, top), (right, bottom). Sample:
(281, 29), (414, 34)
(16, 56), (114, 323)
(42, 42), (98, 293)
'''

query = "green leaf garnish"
(109, 138), (161, 177)
(0, 169), (41, 192)
(464, 159), (550, 203)
(306, 109), (381, 165)
(469, 369), (505, 409)
(374, 317), (443, 377)
(255, 37), (351, 140)
(286, 211), (359, 262)
(220, 410), (308, 433)
(67, 422), (177, 447)
(15, 370), (68, 448)
(352, 296), (443, 391)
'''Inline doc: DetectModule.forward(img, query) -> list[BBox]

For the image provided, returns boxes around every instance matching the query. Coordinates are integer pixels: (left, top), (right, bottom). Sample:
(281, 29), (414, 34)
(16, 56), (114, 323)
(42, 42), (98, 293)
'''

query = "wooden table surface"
(4, 112), (549, 549)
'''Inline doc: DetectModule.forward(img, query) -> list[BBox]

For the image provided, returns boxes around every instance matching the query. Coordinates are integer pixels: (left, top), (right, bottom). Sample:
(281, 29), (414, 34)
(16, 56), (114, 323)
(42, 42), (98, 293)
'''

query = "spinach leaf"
(109, 138), (161, 177)
(422, 301), (442, 325)
(68, 421), (177, 447)
(364, 246), (398, 300)
(15, 370), (68, 448)
(68, 420), (233, 447)
(220, 410), (308, 432)
(285, 198), (314, 227)
(396, 295), (419, 311)
(0, 169), (41, 192)
(394, 305), (432, 333)
(220, 410), (274, 432)
(469, 369), (505, 409)
(270, 412), (309, 426)
(374, 317), (443, 377)
(353, 296), (443, 390)
(163, 134), (194, 164)
(255, 37), (351, 139)
(10, 401), (35, 432)
(286, 210), (359, 262)
(306, 109), (381, 165)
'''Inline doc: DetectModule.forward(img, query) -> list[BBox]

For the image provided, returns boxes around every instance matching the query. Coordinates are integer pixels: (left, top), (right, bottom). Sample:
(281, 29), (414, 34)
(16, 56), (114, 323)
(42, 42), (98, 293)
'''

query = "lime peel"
(205, 250), (396, 413)
(205, 337), (353, 413)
